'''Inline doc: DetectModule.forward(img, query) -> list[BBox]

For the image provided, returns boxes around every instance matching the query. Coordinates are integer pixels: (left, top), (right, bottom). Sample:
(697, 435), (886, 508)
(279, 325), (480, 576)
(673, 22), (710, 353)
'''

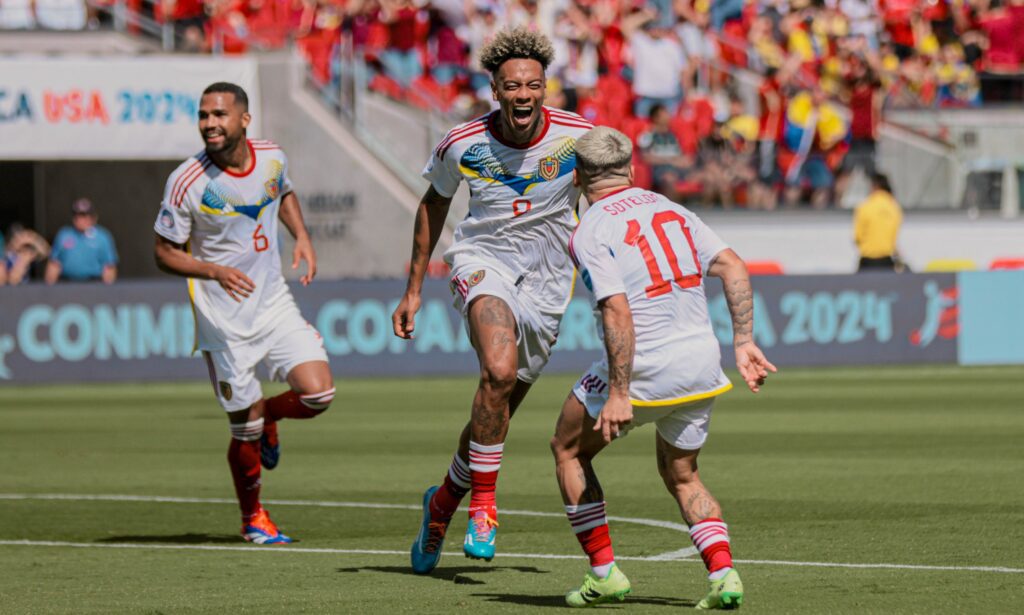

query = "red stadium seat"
(745, 261), (785, 275)
(633, 157), (653, 190)
(989, 257), (1024, 270)
(619, 116), (651, 145)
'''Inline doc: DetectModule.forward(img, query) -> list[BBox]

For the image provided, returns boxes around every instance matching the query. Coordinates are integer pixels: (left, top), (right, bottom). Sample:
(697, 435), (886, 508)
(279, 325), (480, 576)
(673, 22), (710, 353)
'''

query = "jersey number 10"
(624, 210), (702, 298)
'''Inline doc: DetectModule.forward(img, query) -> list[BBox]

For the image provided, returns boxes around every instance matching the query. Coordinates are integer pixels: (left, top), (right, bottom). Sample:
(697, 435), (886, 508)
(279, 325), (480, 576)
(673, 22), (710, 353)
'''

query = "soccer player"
(392, 27), (593, 572)
(551, 127), (776, 608)
(153, 82), (334, 545)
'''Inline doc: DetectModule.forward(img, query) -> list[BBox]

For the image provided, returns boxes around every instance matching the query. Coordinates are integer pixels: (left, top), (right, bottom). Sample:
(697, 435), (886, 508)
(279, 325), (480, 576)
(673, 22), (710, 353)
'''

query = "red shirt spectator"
(387, 6), (419, 52)
(758, 73), (785, 141)
(979, 8), (1020, 68)
(848, 80), (880, 140)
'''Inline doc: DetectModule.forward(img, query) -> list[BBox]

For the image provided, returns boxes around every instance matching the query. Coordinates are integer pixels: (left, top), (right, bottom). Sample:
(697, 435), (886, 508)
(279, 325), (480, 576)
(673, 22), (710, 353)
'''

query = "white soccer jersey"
(569, 186), (732, 404)
(154, 139), (298, 350)
(423, 107), (592, 315)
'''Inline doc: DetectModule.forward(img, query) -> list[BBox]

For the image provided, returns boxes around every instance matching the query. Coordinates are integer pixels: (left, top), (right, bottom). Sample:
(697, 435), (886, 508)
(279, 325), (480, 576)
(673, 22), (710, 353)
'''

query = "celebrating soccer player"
(153, 82), (334, 545)
(392, 27), (593, 573)
(551, 127), (776, 608)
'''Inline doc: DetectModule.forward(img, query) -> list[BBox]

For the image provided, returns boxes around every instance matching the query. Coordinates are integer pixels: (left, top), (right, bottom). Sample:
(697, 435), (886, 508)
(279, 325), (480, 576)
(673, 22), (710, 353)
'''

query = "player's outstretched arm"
(708, 248), (777, 393)
(391, 185), (452, 340)
(594, 293), (636, 443)
(279, 192), (316, 286)
(154, 235), (255, 302)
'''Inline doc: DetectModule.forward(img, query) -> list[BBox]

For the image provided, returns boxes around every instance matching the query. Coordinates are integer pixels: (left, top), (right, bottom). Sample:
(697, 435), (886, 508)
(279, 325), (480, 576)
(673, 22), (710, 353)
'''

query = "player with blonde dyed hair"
(393, 26), (593, 573)
(552, 127), (776, 608)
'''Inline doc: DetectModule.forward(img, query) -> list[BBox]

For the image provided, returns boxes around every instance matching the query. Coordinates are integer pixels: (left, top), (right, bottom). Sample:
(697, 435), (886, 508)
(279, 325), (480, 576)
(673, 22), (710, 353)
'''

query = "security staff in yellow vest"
(853, 173), (903, 272)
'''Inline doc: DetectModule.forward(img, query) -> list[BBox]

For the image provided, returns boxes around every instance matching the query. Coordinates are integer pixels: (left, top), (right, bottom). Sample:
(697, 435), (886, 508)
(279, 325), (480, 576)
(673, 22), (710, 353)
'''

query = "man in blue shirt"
(45, 198), (118, 284)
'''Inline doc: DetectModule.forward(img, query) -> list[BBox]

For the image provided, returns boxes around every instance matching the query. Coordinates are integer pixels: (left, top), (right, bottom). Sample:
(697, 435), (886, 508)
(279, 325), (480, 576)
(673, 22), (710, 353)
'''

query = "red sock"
(429, 454), (470, 522)
(264, 387), (335, 423)
(467, 441), (503, 518)
(689, 518), (733, 573)
(566, 502), (615, 567)
(264, 391), (319, 422)
(228, 438), (262, 521)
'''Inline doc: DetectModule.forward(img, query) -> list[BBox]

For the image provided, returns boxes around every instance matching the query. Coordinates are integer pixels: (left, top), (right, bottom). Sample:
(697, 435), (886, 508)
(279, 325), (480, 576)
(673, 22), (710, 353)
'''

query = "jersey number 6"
(624, 210), (702, 298)
(252, 224), (269, 252)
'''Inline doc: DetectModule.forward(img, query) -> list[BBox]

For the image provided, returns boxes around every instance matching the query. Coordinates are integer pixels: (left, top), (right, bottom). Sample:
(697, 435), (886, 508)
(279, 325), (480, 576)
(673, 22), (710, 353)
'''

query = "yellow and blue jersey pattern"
(458, 136), (577, 197)
(199, 159), (285, 221)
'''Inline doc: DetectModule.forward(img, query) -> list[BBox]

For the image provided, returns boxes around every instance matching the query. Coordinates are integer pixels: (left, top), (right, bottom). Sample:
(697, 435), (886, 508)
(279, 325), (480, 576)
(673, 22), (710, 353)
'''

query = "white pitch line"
(0, 493), (692, 534)
(4, 494), (1023, 574)
(0, 493), (698, 560)
(2, 540), (1022, 574)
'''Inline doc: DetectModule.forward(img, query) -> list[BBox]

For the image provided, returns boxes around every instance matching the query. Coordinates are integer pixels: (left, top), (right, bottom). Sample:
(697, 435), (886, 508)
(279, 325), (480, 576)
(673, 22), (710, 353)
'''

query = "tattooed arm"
(708, 249), (777, 392)
(595, 293), (636, 443)
(391, 185), (453, 339)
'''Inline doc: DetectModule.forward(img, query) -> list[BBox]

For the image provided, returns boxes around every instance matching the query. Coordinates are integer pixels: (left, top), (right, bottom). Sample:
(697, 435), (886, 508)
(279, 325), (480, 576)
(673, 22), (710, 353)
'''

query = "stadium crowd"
(4, 0), (1022, 207)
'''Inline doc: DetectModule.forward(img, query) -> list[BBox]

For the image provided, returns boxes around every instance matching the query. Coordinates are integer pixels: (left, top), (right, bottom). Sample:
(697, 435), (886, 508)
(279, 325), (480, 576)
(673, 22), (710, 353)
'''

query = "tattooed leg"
(655, 432), (723, 525)
(551, 393), (610, 506)
(466, 295), (519, 446)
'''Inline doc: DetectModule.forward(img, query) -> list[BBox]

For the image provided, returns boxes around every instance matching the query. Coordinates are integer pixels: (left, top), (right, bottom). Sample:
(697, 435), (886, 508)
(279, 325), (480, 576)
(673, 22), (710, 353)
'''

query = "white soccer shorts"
(448, 263), (561, 384)
(203, 309), (329, 412)
(572, 362), (715, 450)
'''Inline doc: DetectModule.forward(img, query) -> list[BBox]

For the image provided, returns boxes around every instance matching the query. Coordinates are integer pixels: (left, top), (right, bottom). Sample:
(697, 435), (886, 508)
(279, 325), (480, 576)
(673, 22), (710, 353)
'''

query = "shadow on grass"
(473, 593), (697, 608)
(336, 565), (549, 585)
(97, 534), (242, 545)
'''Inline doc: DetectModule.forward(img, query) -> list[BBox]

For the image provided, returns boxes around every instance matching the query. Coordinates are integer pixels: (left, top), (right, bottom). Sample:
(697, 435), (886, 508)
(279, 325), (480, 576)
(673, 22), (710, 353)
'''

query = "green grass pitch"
(1, 365), (1023, 613)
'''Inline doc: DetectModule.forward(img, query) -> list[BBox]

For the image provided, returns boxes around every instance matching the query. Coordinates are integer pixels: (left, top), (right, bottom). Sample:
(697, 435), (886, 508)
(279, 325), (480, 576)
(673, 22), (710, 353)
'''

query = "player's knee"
(299, 387), (336, 415)
(229, 417), (264, 441)
(479, 364), (517, 397)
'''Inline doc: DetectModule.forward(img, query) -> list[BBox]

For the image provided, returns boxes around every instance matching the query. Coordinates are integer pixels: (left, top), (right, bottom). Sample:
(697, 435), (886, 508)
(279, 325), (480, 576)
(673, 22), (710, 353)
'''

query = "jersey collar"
(211, 140), (257, 178)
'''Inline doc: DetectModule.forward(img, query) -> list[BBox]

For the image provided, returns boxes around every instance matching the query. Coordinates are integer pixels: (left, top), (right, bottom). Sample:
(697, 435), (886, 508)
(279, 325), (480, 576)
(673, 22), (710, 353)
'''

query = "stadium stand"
(10, 0), (1020, 210)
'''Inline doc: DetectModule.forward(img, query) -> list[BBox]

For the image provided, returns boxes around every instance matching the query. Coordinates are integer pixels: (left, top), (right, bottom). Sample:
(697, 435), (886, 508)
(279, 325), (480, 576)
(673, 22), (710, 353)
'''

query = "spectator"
(379, 0), (425, 87)
(836, 63), (883, 202)
(853, 173), (903, 272)
(45, 198), (118, 285)
(623, 8), (688, 118)
(157, 0), (207, 52)
(751, 67), (785, 210)
(638, 104), (694, 202)
(782, 87), (848, 208)
(5, 223), (51, 285)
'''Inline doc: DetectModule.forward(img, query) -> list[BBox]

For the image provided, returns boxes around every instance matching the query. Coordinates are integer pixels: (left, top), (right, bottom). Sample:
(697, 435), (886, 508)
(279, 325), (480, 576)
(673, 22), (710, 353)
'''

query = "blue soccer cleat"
(241, 508), (292, 545)
(463, 510), (498, 561)
(411, 486), (449, 575)
(260, 422), (280, 470)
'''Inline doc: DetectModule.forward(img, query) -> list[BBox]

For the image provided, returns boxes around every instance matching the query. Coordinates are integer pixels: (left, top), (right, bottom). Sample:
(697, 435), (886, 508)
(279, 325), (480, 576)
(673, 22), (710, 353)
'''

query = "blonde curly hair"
(479, 26), (555, 75)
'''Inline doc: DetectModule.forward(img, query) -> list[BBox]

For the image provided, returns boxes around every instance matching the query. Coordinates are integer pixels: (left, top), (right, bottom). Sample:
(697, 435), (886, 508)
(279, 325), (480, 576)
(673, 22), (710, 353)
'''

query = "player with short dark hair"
(393, 26), (593, 573)
(552, 127), (775, 608)
(153, 83), (334, 544)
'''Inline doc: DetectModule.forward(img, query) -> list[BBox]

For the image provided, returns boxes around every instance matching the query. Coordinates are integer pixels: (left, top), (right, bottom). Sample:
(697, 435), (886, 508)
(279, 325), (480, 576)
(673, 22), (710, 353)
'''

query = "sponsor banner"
(0, 273), (964, 385)
(957, 270), (1024, 365)
(0, 57), (260, 160)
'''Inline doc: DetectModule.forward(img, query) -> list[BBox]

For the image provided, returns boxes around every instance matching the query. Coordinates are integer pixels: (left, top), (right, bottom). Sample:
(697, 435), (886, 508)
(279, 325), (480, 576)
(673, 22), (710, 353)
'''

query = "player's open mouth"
(512, 106), (534, 125)
(204, 133), (225, 144)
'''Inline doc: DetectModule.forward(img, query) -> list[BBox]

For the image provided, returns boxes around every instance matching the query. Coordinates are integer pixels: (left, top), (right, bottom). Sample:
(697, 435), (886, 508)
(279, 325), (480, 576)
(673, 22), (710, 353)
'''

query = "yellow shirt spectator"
(854, 189), (903, 260)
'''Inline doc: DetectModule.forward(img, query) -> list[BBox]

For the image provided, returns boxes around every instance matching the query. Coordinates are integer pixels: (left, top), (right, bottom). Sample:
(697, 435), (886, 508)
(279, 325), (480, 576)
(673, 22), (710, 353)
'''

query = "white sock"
(592, 561), (614, 578)
(708, 566), (732, 581)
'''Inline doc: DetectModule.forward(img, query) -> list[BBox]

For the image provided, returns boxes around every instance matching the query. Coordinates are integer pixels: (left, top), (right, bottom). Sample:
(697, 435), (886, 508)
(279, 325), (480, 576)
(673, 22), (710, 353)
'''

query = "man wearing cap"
(45, 198), (118, 284)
